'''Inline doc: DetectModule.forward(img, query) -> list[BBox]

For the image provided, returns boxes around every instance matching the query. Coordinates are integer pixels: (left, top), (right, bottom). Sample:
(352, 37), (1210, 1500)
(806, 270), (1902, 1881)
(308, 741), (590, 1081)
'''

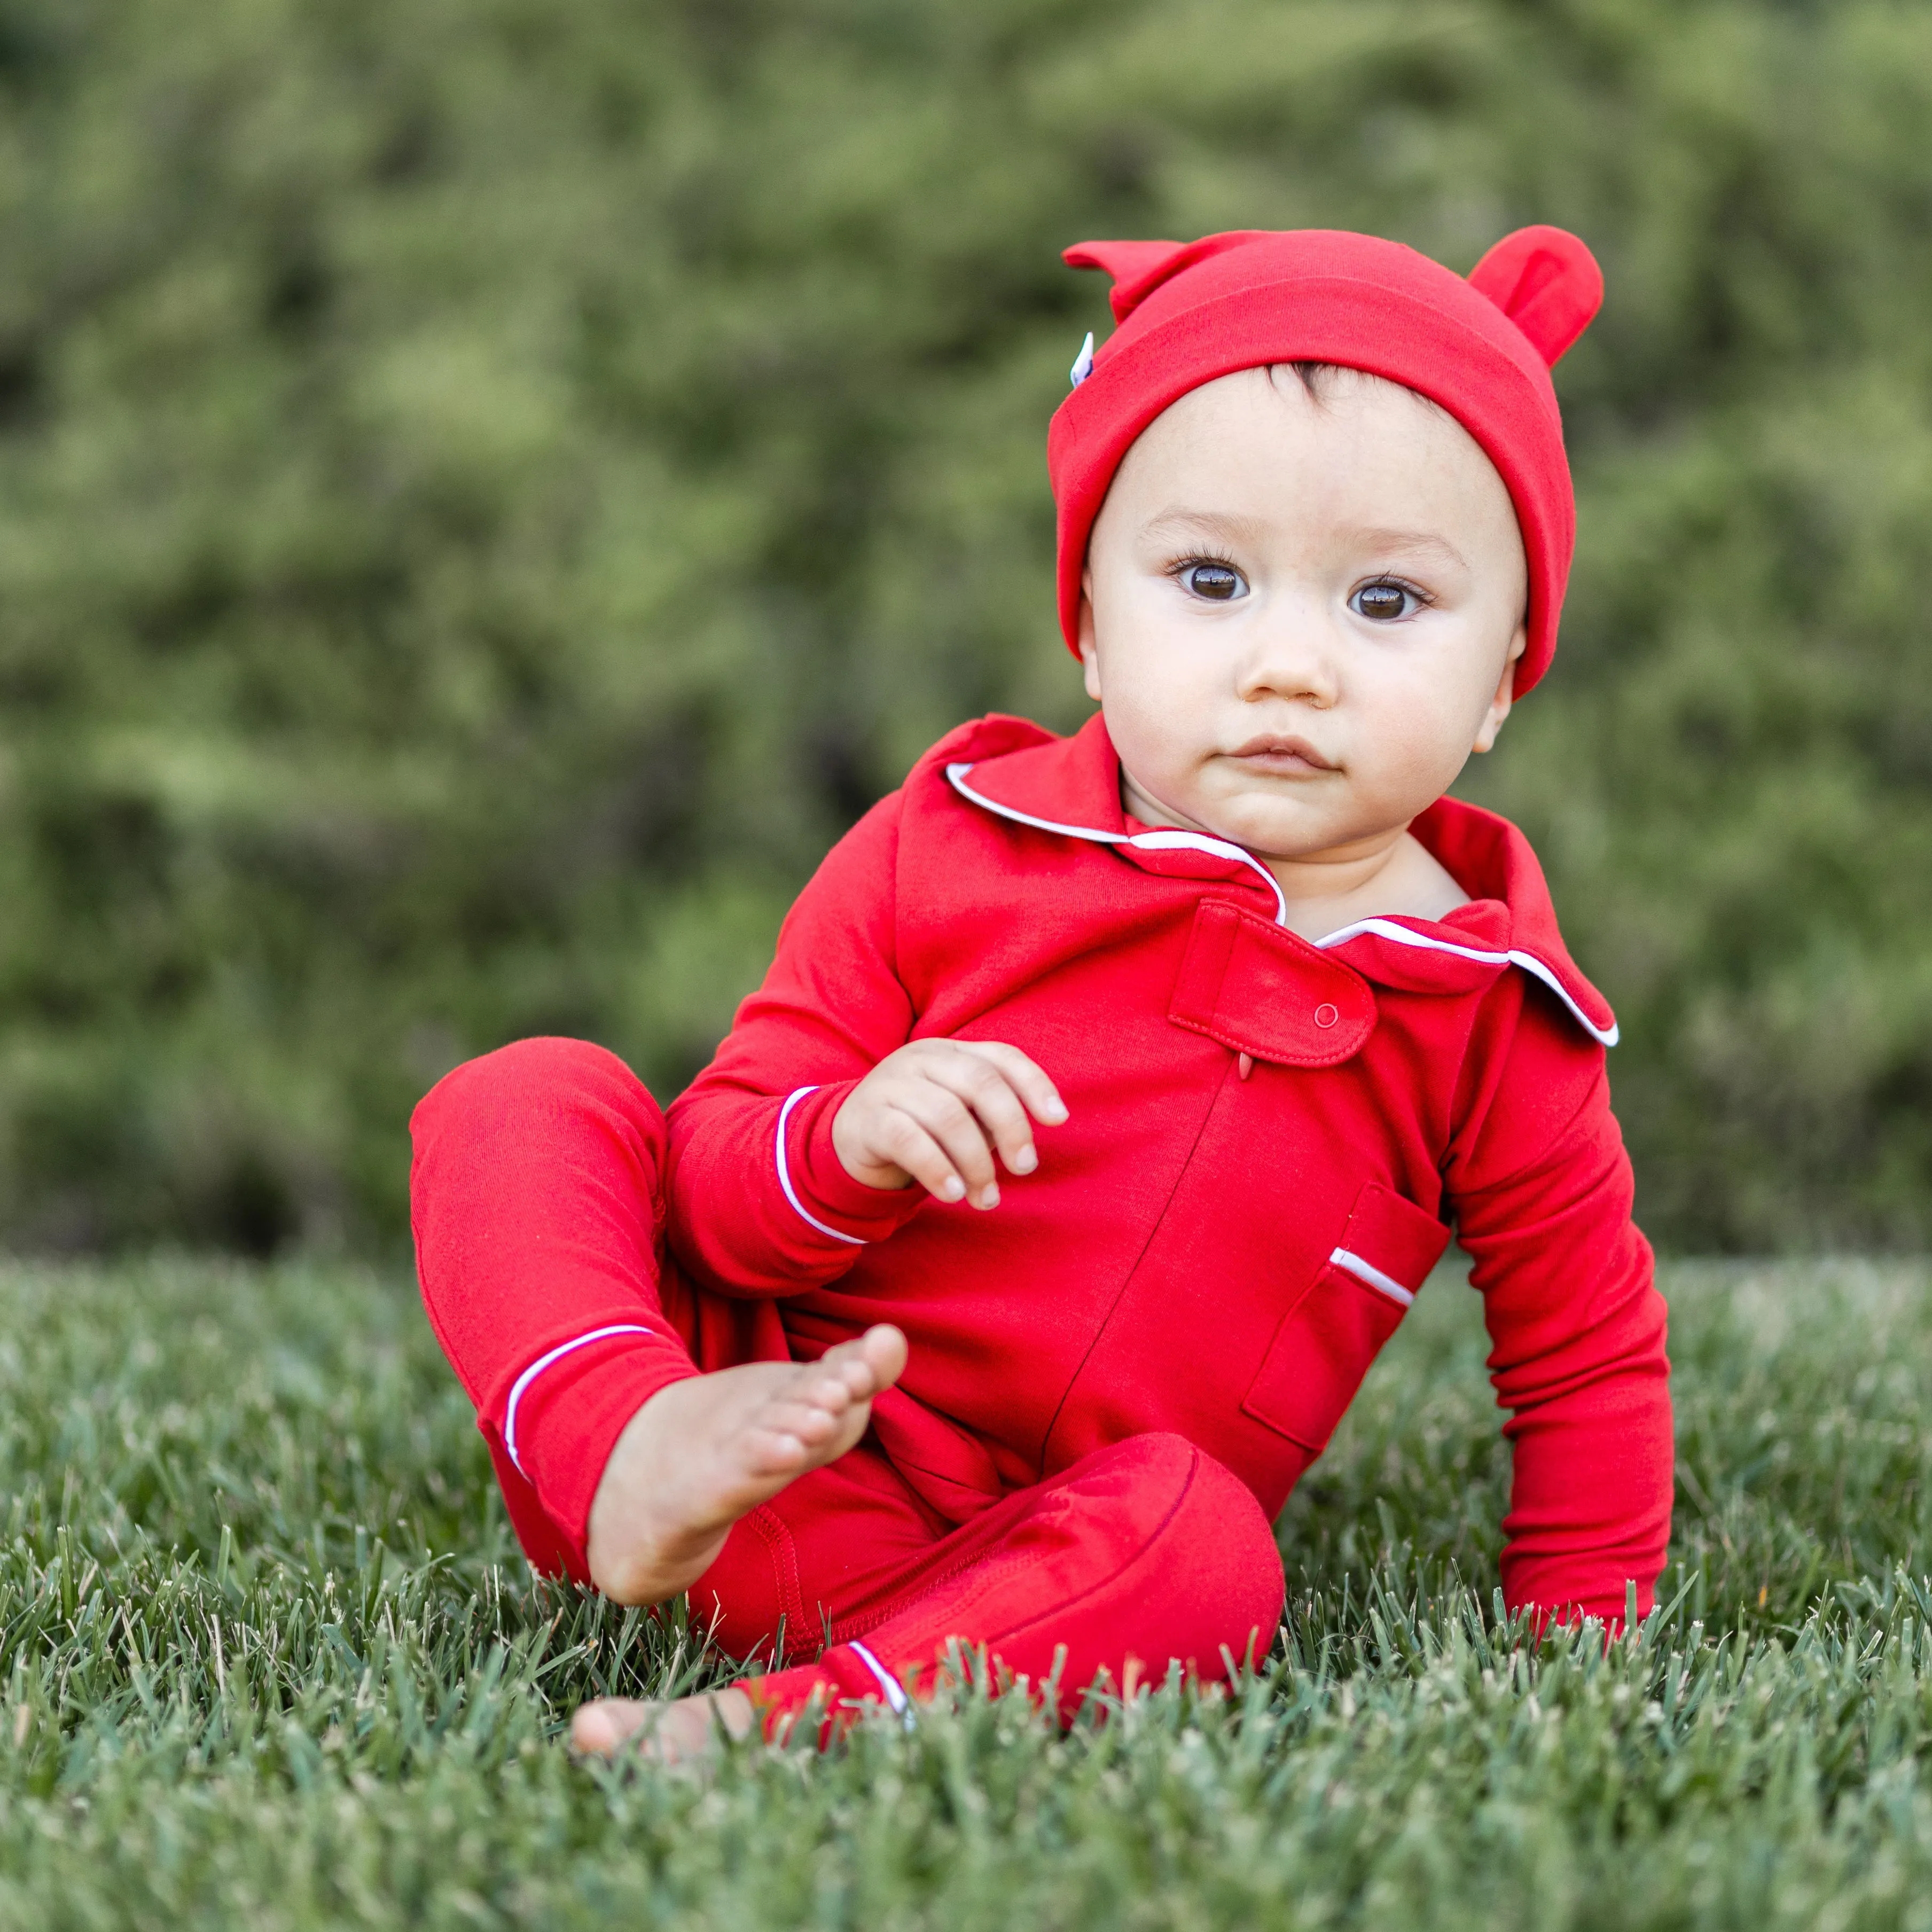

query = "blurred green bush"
(0, 0), (1926, 1252)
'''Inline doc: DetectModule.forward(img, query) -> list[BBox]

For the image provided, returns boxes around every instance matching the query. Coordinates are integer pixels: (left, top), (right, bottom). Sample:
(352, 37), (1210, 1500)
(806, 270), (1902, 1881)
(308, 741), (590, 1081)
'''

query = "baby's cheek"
(1113, 705), (1205, 811)
(1370, 716), (1478, 814)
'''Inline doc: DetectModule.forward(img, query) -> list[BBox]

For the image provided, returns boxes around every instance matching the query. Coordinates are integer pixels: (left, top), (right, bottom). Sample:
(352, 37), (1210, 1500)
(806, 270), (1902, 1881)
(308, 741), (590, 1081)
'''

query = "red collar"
(942, 712), (1616, 1046)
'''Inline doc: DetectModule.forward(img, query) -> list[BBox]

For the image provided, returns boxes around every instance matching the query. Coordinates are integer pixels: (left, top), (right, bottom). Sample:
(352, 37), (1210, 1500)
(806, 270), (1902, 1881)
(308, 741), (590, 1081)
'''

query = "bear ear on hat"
(1467, 225), (1604, 367)
(1063, 240), (1190, 323)
(1064, 233), (1270, 324)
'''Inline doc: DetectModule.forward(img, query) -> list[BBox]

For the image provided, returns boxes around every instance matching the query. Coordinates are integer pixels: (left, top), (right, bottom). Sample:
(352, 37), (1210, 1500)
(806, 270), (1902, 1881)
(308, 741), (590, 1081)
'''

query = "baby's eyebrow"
(1140, 508), (1273, 547)
(1344, 527), (1469, 569)
(1139, 510), (1470, 573)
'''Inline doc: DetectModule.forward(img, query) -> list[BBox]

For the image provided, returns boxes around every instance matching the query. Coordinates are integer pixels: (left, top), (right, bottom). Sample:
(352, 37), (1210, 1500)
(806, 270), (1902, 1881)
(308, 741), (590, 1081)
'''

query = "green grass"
(0, 1257), (1927, 1928)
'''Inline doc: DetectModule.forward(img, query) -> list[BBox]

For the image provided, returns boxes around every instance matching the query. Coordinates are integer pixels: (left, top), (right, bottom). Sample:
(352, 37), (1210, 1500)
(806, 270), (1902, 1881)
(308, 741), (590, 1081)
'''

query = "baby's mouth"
(1224, 733), (1337, 776)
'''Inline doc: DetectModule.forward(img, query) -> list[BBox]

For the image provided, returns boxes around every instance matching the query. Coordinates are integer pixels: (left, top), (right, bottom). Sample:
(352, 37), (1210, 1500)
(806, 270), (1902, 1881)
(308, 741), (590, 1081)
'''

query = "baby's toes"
(775, 1359), (866, 1423)
(571, 1698), (654, 1757)
(826, 1357), (879, 1401)
(735, 1404), (845, 1475)
(826, 1325), (908, 1398)
(761, 1395), (847, 1446)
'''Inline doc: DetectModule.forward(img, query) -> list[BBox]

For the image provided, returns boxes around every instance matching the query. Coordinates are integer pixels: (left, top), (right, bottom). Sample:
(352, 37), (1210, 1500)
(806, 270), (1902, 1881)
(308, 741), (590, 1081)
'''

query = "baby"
(410, 225), (1673, 1762)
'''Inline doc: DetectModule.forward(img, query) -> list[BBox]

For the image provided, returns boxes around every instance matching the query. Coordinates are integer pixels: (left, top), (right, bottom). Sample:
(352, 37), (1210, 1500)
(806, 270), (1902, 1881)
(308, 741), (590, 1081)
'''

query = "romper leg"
(410, 1036), (771, 1579)
(684, 1437), (955, 1665)
(739, 1433), (1286, 1735)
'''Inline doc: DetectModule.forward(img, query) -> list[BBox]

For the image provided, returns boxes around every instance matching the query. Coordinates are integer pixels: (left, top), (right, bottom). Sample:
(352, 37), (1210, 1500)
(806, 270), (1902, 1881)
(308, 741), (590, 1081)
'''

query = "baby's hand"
(831, 1039), (1068, 1209)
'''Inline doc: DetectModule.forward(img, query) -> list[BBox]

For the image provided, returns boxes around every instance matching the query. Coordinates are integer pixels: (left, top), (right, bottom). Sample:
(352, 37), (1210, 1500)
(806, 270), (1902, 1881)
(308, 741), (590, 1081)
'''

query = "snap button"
(1313, 1003), (1340, 1029)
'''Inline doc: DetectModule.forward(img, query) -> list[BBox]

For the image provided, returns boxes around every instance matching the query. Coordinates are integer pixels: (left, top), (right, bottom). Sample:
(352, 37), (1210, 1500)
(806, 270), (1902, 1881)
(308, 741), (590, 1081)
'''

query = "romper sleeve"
(664, 788), (932, 1295)
(1443, 977), (1673, 1628)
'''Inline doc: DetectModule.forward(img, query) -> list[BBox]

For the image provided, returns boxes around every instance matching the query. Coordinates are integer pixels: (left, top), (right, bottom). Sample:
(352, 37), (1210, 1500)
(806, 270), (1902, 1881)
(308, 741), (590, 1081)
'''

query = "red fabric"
(735, 1433), (1285, 1736)
(1049, 225), (1604, 694)
(408, 1035), (789, 1584)
(411, 710), (1672, 1642)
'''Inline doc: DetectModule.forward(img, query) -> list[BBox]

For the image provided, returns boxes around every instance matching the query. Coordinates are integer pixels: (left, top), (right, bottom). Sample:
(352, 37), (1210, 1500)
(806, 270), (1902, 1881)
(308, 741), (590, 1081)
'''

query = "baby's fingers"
(959, 1042), (1068, 1129)
(897, 1085), (1003, 1207)
(928, 1052), (1041, 1179)
(871, 1107), (971, 1205)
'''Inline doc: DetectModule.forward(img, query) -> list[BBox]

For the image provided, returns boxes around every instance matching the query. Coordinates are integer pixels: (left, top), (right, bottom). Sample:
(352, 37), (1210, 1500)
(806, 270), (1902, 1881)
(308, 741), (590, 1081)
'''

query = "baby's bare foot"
(584, 1323), (908, 1606)
(570, 1687), (757, 1765)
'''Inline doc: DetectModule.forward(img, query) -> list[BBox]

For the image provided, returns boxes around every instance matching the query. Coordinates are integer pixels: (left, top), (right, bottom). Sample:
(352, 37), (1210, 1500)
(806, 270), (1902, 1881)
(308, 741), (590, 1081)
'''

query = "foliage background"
(0, 0), (1925, 1253)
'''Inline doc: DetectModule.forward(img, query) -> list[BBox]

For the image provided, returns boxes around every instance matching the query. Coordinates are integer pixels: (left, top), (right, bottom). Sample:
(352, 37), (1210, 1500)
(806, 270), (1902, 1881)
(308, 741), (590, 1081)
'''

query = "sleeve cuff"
(490, 1325), (700, 1568)
(781, 1081), (931, 1243)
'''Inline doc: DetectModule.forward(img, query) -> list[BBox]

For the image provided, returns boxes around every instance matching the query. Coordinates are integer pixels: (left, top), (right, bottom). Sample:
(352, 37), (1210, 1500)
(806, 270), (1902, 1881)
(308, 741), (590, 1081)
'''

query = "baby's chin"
(1170, 781), (1358, 859)
(1123, 767), (1392, 863)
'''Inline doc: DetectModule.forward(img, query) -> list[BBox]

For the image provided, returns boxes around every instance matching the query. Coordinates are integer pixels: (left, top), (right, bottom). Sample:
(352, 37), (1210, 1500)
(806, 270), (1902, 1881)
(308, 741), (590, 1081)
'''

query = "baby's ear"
(1467, 226), (1604, 367)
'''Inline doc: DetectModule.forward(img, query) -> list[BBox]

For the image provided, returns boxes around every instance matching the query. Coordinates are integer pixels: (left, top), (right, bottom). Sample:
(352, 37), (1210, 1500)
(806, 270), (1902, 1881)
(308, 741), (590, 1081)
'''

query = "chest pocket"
(1242, 1182), (1451, 1453)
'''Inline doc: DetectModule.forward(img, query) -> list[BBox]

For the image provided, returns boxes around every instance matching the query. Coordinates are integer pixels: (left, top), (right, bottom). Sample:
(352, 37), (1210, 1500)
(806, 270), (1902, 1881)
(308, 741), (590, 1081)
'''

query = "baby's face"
(1079, 366), (1528, 864)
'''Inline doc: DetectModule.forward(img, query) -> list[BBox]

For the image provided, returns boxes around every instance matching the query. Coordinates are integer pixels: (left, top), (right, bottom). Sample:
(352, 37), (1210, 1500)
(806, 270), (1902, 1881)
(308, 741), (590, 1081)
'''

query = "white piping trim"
(504, 1324), (653, 1476)
(1312, 918), (1618, 1047)
(1124, 827), (1289, 925)
(945, 762), (1124, 844)
(946, 763), (1287, 924)
(776, 1086), (867, 1246)
(847, 1639), (913, 1722)
(945, 761), (1617, 1047)
(1329, 1247), (1415, 1309)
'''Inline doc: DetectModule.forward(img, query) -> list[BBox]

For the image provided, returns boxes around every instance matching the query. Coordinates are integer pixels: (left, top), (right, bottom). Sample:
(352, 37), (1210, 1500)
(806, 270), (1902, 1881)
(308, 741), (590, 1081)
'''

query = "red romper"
(410, 711), (1673, 1726)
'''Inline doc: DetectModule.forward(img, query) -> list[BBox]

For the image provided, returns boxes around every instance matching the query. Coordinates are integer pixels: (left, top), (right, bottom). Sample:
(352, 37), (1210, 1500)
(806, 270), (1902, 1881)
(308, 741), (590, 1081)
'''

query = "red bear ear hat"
(1047, 225), (1602, 696)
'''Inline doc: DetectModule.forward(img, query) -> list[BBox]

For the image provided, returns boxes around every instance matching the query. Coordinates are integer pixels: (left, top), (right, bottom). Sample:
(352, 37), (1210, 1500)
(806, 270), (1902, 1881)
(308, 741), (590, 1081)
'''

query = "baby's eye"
(1178, 560), (1247, 602)
(1350, 579), (1421, 622)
